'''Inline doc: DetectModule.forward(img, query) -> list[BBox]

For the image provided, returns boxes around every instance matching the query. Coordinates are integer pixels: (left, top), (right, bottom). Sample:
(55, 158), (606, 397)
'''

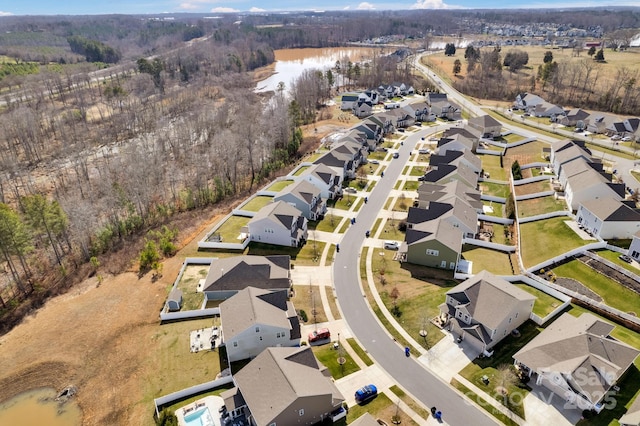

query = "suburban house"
(429, 149), (482, 175)
(607, 117), (640, 140)
(439, 271), (535, 354)
(532, 101), (564, 118)
(353, 121), (383, 146)
(556, 108), (590, 128)
(628, 230), (640, 262)
(221, 346), (345, 426)
(245, 201), (308, 247)
(340, 94), (359, 110)
(576, 198), (640, 239)
(406, 101), (434, 122)
(415, 181), (483, 212)
(421, 163), (479, 189)
(386, 108), (415, 129)
(353, 98), (373, 118)
(367, 113), (394, 135)
(550, 139), (592, 175)
(428, 93), (462, 120)
(619, 391), (640, 425)
(563, 166), (625, 212)
(467, 115), (502, 138)
(202, 255), (291, 300)
(437, 133), (478, 154)
(513, 313), (639, 412)
(401, 218), (462, 269)
(514, 92), (545, 111)
(296, 164), (343, 200)
(586, 114), (621, 134)
(220, 287), (300, 362)
(274, 179), (326, 221)
(314, 139), (365, 179)
(557, 156), (604, 190)
(407, 200), (478, 239)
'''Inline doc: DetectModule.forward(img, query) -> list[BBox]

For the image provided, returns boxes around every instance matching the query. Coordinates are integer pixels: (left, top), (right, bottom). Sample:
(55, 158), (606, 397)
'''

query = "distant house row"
(551, 139), (640, 239)
(514, 92), (640, 140)
(400, 117), (496, 271)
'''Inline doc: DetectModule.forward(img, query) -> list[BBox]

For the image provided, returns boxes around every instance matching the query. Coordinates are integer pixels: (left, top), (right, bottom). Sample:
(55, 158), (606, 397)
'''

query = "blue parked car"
(355, 384), (377, 403)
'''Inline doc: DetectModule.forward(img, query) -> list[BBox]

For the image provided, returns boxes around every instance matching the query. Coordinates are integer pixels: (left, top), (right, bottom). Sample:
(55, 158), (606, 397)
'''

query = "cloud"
(249, 7), (266, 12)
(343, 5), (351, 8)
(410, 0), (453, 9)
(356, 2), (375, 9)
(179, 2), (200, 9)
(0, 11), (13, 16)
(211, 6), (240, 12)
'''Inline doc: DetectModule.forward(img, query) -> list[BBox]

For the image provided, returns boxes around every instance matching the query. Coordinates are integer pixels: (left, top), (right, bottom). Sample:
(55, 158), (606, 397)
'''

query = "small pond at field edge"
(0, 387), (81, 426)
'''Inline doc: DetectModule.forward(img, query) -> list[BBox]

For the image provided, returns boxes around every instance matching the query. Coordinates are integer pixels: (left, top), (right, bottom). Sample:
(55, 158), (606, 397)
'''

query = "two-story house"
(439, 271), (535, 354)
(245, 201), (308, 247)
(296, 164), (343, 200)
(274, 179), (326, 221)
(467, 115), (502, 138)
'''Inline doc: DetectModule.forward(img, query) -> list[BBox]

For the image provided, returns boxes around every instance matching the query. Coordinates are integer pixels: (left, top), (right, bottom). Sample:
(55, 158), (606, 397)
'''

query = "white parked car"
(621, 136), (632, 142)
(611, 135), (622, 141)
(384, 241), (399, 250)
(418, 148), (431, 154)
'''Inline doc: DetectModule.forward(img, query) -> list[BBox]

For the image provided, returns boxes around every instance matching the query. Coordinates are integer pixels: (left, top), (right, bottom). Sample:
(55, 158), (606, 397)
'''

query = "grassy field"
(513, 283), (563, 319)
(239, 195), (273, 212)
(553, 260), (640, 315)
(459, 321), (542, 420)
(480, 154), (507, 181)
(461, 246), (514, 275)
(479, 181), (510, 198)
(517, 195), (566, 217)
(519, 217), (591, 268)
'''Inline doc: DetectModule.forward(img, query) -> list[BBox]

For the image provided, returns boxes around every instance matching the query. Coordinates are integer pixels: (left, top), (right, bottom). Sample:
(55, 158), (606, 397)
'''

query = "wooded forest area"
(0, 8), (639, 332)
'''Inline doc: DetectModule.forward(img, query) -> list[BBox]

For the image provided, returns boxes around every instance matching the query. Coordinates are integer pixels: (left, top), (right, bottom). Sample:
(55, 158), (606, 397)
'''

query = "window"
(463, 314), (469, 322)
(509, 318), (512, 323)
(269, 423), (276, 426)
(259, 336), (263, 341)
(255, 327), (260, 333)
(233, 341), (238, 347)
(426, 249), (439, 256)
(633, 251), (639, 259)
(515, 312), (519, 318)
(457, 311), (463, 319)
(299, 409), (304, 416)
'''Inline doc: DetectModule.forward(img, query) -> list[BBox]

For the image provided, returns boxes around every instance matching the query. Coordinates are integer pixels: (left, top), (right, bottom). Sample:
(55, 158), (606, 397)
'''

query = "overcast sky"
(1, 0), (638, 16)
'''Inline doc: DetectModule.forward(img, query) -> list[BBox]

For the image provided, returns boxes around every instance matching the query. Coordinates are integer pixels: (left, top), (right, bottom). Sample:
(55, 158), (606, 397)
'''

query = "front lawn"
(330, 194), (360, 211)
(311, 343), (359, 379)
(409, 165), (426, 176)
(368, 151), (387, 161)
(517, 195), (566, 217)
(519, 217), (591, 268)
(460, 246), (514, 275)
(389, 385), (430, 420)
(450, 379), (519, 426)
(459, 321), (543, 420)
(346, 392), (418, 426)
(403, 181), (420, 191)
(553, 260), (640, 316)
(291, 285), (328, 324)
(513, 283), (563, 319)
(309, 213), (343, 233)
(391, 195), (412, 212)
(376, 218), (406, 241)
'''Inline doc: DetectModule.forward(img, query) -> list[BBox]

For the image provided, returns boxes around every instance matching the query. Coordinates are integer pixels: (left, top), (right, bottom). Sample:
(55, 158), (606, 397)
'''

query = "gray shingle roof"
(580, 198), (640, 222)
(203, 255), (290, 292)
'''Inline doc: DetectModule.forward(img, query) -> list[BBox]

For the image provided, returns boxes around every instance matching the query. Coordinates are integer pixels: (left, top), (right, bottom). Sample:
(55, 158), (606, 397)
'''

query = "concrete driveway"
(523, 379), (583, 426)
(418, 332), (481, 382)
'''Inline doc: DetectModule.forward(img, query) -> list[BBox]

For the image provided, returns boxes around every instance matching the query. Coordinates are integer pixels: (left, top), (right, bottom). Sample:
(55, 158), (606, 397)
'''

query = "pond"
(0, 388), (82, 426)
(255, 46), (386, 93)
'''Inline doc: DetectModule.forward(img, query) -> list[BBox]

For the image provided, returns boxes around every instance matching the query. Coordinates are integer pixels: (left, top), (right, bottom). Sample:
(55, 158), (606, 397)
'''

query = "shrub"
(299, 309), (308, 322)
(156, 409), (178, 426)
(139, 240), (160, 272)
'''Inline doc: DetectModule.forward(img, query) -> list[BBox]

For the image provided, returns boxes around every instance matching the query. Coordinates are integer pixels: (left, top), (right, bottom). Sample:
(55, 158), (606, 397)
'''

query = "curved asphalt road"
(333, 127), (497, 426)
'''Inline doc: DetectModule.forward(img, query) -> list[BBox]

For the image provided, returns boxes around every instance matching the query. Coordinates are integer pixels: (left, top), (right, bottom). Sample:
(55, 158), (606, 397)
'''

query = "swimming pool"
(184, 407), (215, 426)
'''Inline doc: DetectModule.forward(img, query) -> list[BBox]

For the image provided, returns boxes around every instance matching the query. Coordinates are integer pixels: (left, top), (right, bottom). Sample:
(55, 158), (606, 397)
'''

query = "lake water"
(0, 388), (82, 426)
(255, 46), (386, 93)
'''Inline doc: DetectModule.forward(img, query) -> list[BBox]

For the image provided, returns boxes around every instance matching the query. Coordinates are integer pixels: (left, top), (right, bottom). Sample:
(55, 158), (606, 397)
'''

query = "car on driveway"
(619, 254), (633, 263)
(418, 148), (431, 154)
(308, 328), (331, 343)
(355, 384), (377, 403)
(344, 187), (357, 193)
(369, 160), (380, 164)
(621, 136), (632, 142)
(611, 135), (622, 141)
(384, 241), (399, 250)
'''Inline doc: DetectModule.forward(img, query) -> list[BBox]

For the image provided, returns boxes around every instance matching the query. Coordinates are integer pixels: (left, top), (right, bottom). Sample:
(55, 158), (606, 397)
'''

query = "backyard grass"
(480, 154), (507, 181)
(504, 141), (548, 167)
(239, 195), (273, 212)
(519, 217), (591, 268)
(513, 283), (563, 319)
(346, 392), (418, 426)
(486, 222), (510, 245)
(481, 201), (504, 217)
(553, 260), (640, 316)
(460, 246), (514, 276)
(311, 344), (360, 379)
(265, 180), (294, 192)
(403, 180), (420, 191)
(371, 250), (455, 349)
(291, 285), (328, 324)
(513, 180), (550, 197)
(594, 249), (640, 275)
(325, 286), (341, 320)
(292, 165), (310, 176)
(516, 195), (566, 217)
(346, 338), (373, 366)
(503, 133), (525, 143)
(146, 318), (223, 405)
(459, 320), (542, 420)
(450, 378), (519, 426)
(208, 215), (250, 243)
(389, 385), (430, 420)
(479, 182), (510, 198)
(305, 152), (323, 162)
(245, 240), (325, 266)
